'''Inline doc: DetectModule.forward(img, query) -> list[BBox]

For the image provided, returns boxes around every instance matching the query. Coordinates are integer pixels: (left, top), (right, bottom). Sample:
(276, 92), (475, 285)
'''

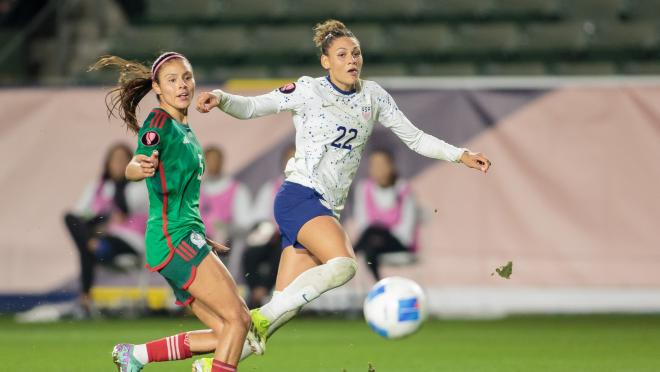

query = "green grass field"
(2, 314), (660, 371)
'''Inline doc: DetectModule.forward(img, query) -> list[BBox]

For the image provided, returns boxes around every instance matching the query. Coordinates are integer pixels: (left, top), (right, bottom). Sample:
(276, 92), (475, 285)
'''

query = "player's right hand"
(135, 150), (159, 177)
(196, 91), (220, 113)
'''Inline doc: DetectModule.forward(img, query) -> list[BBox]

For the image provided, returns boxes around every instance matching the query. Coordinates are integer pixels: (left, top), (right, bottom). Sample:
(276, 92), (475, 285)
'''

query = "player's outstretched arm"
(125, 150), (159, 181)
(196, 87), (284, 120)
(459, 151), (492, 173)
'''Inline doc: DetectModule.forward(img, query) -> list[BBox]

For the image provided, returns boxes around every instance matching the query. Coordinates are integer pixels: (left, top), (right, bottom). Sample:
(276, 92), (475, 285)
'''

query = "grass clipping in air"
(492, 261), (513, 279)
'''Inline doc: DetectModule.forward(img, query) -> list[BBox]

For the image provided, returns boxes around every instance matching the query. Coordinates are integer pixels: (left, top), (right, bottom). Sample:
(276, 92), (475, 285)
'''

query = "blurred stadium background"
(3, 0), (660, 83)
(1, 0), (660, 371)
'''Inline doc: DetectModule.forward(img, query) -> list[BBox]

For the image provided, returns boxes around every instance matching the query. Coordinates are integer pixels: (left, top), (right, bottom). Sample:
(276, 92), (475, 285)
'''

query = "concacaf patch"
(278, 82), (296, 94)
(141, 131), (160, 146)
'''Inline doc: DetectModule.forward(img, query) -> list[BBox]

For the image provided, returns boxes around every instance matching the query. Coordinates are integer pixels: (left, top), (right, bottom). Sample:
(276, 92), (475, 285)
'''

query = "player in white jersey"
(192, 19), (491, 368)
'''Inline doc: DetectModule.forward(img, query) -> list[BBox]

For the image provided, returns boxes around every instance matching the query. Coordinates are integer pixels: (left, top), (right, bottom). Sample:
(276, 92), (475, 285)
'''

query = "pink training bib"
(200, 180), (239, 237)
(363, 179), (419, 252)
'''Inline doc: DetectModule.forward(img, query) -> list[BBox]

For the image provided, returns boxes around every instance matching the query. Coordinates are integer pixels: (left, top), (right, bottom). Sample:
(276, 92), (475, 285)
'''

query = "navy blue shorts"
(274, 181), (334, 249)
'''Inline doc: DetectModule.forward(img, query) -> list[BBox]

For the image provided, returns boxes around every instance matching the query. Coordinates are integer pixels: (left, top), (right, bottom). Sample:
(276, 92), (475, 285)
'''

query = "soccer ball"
(363, 276), (427, 339)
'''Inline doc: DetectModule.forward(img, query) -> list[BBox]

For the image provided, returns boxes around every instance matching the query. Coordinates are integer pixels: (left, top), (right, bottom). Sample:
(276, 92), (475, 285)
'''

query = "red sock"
(146, 332), (192, 362)
(212, 359), (237, 372)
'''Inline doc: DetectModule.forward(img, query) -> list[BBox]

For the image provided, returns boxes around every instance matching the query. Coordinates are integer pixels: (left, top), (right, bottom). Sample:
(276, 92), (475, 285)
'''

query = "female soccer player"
(195, 19), (491, 363)
(91, 52), (257, 372)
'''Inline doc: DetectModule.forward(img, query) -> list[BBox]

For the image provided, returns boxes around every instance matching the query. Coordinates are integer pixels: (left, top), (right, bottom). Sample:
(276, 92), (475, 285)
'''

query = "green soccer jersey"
(135, 108), (206, 269)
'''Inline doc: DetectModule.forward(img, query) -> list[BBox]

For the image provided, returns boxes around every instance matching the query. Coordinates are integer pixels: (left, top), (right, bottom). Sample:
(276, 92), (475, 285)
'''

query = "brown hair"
(88, 52), (188, 135)
(88, 55), (153, 135)
(313, 19), (356, 56)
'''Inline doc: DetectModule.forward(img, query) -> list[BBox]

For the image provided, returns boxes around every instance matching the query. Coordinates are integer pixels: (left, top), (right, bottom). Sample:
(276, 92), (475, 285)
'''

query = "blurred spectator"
(199, 145), (252, 271)
(64, 143), (148, 318)
(242, 144), (295, 308)
(353, 149), (420, 281)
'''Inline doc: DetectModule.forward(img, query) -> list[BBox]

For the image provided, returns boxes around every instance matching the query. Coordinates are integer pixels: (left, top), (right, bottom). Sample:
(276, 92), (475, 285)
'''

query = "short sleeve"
(135, 110), (169, 156)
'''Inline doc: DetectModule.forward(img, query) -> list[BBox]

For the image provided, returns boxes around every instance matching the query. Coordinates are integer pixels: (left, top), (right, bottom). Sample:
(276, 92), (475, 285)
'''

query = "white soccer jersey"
(214, 76), (466, 217)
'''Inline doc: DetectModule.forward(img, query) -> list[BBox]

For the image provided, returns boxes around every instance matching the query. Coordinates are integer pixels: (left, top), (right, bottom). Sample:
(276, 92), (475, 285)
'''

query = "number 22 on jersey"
(331, 126), (358, 150)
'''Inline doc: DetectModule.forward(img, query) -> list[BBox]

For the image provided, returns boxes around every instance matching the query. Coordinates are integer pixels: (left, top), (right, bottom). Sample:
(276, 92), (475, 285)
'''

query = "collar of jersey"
(153, 107), (190, 129)
(325, 76), (356, 96)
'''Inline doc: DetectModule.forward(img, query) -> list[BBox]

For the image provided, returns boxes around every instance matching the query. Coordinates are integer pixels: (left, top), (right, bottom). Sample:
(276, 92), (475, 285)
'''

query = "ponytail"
(89, 55), (152, 135)
(89, 52), (188, 135)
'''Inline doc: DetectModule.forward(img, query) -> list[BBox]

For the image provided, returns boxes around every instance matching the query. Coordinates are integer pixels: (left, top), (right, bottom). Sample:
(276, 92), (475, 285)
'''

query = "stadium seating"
(2, 0), (660, 82)
(250, 25), (316, 57)
(0, 31), (26, 82)
(553, 61), (618, 74)
(180, 26), (251, 61)
(451, 23), (520, 56)
(144, 0), (219, 22)
(519, 22), (591, 56)
(623, 0), (660, 20)
(561, 0), (625, 20)
(99, 10), (660, 79)
(588, 21), (659, 53)
(282, 0), (353, 21)
(489, 0), (561, 20)
(384, 24), (454, 57)
(109, 26), (180, 59)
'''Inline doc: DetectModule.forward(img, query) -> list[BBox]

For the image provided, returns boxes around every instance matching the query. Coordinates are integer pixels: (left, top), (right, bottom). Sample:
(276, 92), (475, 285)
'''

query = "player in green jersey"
(91, 52), (258, 372)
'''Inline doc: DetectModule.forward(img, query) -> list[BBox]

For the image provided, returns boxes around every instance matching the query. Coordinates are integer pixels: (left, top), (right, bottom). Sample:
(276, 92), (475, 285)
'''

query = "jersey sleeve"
(135, 111), (170, 157)
(373, 83), (466, 162)
(215, 76), (310, 119)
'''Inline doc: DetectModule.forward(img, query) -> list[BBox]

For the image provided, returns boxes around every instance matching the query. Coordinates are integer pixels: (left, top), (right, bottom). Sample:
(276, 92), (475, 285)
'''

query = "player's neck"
(326, 75), (356, 94)
(159, 104), (188, 124)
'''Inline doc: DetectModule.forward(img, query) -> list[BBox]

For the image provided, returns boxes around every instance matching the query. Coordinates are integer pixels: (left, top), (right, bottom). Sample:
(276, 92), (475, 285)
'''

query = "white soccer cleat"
(191, 357), (212, 372)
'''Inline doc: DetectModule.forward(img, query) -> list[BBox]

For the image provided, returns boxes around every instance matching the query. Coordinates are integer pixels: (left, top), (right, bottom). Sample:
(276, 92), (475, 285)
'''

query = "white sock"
(259, 257), (357, 322)
(132, 344), (149, 365)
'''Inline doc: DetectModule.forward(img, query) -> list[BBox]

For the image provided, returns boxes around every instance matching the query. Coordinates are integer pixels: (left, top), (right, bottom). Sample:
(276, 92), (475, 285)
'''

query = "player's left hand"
(196, 91), (220, 113)
(460, 151), (492, 173)
(206, 238), (230, 254)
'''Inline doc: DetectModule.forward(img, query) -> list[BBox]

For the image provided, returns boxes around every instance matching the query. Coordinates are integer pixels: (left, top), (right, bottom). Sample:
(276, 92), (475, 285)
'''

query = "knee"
(327, 256), (357, 287)
(236, 307), (251, 330)
(224, 305), (251, 330)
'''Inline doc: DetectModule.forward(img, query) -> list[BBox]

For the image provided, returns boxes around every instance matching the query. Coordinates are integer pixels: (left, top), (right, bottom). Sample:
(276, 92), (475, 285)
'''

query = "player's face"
(368, 152), (395, 187)
(322, 36), (363, 91)
(153, 59), (195, 112)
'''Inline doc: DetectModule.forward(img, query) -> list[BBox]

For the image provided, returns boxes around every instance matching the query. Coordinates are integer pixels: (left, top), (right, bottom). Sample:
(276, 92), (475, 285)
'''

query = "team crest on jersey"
(141, 131), (160, 146)
(278, 82), (296, 94)
(361, 105), (372, 121)
(190, 232), (206, 249)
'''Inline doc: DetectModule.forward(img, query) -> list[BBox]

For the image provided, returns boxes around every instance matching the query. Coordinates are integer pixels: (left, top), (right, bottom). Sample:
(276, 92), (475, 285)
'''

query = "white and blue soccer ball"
(363, 276), (427, 339)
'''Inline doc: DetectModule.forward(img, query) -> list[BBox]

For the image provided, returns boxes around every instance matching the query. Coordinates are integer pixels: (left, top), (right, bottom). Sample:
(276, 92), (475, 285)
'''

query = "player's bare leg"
(248, 216), (357, 353)
(190, 249), (318, 368)
(274, 245), (322, 291)
(187, 253), (252, 370)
